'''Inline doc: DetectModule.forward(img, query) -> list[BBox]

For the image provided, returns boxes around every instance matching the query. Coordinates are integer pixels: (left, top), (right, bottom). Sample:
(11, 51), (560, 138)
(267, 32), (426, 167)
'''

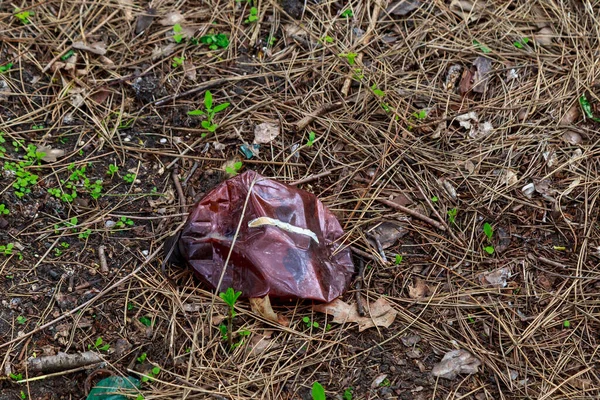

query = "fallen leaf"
(445, 64), (463, 91)
(250, 296), (289, 326)
(211, 314), (227, 325)
(90, 88), (111, 104)
(458, 68), (473, 95)
(159, 11), (184, 26)
(401, 334), (421, 347)
(562, 130), (582, 145)
(479, 267), (511, 288)
(313, 297), (397, 332)
(371, 374), (388, 388)
(386, 0), (421, 15)
(559, 104), (580, 126)
(152, 43), (177, 59)
(370, 221), (407, 249)
(253, 121), (280, 144)
(117, 0), (134, 21)
(37, 146), (65, 163)
(408, 278), (429, 299)
(449, 0), (484, 22)
(71, 41), (107, 56)
(472, 56), (492, 93)
(534, 26), (555, 47)
(431, 349), (481, 380)
(248, 333), (272, 355)
(521, 182), (535, 199)
(135, 8), (156, 35)
(283, 23), (308, 38)
(184, 61), (197, 81)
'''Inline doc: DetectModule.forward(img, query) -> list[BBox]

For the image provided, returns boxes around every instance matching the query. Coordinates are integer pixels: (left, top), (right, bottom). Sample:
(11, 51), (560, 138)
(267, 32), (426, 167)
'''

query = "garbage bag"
(170, 170), (354, 302)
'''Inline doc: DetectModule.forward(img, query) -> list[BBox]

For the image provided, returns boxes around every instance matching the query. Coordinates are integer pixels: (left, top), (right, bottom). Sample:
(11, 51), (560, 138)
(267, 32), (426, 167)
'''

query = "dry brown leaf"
(479, 267), (511, 288)
(37, 146), (65, 163)
(184, 61), (197, 81)
(534, 26), (555, 47)
(159, 11), (184, 26)
(253, 121), (280, 144)
(72, 41), (107, 56)
(135, 8), (156, 35)
(152, 43), (176, 60)
(313, 297), (397, 332)
(386, 0), (421, 16)
(90, 88), (111, 104)
(432, 349), (481, 380)
(458, 68), (473, 95)
(559, 104), (580, 126)
(408, 278), (429, 299)
(250, 296), (289, 326)
(449, 0), (484, 22)
(211, 314), (227, 325)
(371, 221), (407, 249)
(117, 0), (134, 21)
(472, 57), (492, 94)
(562, 131), (582, 145)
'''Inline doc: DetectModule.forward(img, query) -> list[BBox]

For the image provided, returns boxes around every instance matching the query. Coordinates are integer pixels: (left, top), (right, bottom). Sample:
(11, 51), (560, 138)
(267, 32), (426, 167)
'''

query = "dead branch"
(27, 351), (102, 373)
(378, 199), (446, 231)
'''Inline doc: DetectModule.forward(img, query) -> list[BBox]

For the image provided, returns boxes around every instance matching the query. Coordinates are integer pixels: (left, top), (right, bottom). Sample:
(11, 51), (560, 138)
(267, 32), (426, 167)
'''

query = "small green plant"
(412, 109), (427, 119)
(173, 23), (185, 43)
(4, 144), (43, 198)
(225, 161), (243, 176)
(31, 124), (44, 130)
(20, 391), (26, 400)
(89, 337), (110, 352)
(219, 287), (242, 349)
(379, 378), (391, 387)
(267, 36), (277, 46)
(0, 204), (9, 215)
(141, 366), (161, 383)
(563, 320), (571, 328)
(78, 229), (92, 239)
(107, 164), (119, 177)
(199, 33), (230, 50)
(61, 50), (75, 60)
(394, 254), (403, 265)
(16, 315), (27, 324)
(579, 94), (600, 122)
(85, 179), (103, 200)
(127, 302), (135, 311)
(320, 36), (334, 44)
(447, 208), (458, 225)
(339, 52), (358, 65)
(343, 387), (353, 400)
(172, 56), (184, 68)
(187, 90), (230, 134)
(513, 37), (530, 49)
(123, 173), (136, 183)
(0, 63), (13, 73)
(137, 353), (147, 363)
(473, 39), (491, 54)
(302, 316), (319, 329)
(54, 242), (69, 257)
(136, 395), (144, 400)
(139, 316), (152, 327)
(10, 372), (23, 381)
(371, 84), (385, 97)
(352, 68), (364, 80)
(340, 9), (353, 18)
(306, 131), (316, 147)
(14, 9), (33, 24)
(483, 222), (494, 255)
(431, 196), (438, 202)
(115, 216), (134, 229)
(245, 7), (258, 23)
(312, 382), (326, 400)
(0, 243), (14, 256)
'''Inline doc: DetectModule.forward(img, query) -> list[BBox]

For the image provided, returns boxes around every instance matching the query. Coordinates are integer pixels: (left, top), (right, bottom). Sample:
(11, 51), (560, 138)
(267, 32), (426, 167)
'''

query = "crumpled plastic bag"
(169, 170), (354, 302)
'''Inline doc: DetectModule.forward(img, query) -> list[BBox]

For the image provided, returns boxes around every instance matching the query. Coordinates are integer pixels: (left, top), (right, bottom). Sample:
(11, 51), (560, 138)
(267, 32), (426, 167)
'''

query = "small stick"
(183, 161), (199, 186)
(289, 169), (333, 186)
(171, 167), (186, 218)
(355, 259), (366, 317)
(295, 101), (344, 130)
(378, 199), (446, 231)
(68, 273), (75, 292)
(351, 246), (377, 261)
(98, 246), (109, 274)
(27, 351), (103, 373)
(538, 256), (566, 269)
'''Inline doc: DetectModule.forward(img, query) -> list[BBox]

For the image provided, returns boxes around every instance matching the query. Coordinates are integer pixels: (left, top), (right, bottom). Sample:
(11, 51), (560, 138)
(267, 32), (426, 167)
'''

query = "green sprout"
(312, 382), (326, 400)
(61, 50), (75, 61)
(107, 164), (119, 177)
(16, 315), (26, 324)
(483, 222), (494, 255)
(225, 161), (243, 176)
(115, 216), (134, 229)
(199, 33), (230, 50)
(10, 372), (23, 381)
(339, 52), (358, 65)
(320, 36), (334, 44)
(78, 229), (92, 239)
(245, 7), (258, 23)
(563, 320), (571, 328)
(88, 337), (110, 352)
(472, 39), (491, 54)
(14, 9), (33, 24)
(343, 387), (353, 400)
(172, 56), (184, 68)
(20, 391), (26, 400)
(123, 173), (136, 183)
(267, 36), (277, 46)
(447, 208), (458, 225)
(173, 23), (185, 43)
(371, 84), (385, 97)
(579, 94), (600, 122)
(302, 316), (319, 329)
(0, 204), (9, 215)
(412, 109), (427, 119)
(139, 316), (152, 327)
(0, 243), (15, 256)
(340, 9), (353, 18)
(0, 63), (13, 73)
(379, 378), (391, 387)
(141, 366), (161, 383)
(219, 287), (242, 349)
(431, 196), (438, 202)
(306, 131), (316, 147)
(187, 90), (230, 134)
(394, 254), (403, 265)
(513, 37), (530, 49)
(137, 353), (147, 363)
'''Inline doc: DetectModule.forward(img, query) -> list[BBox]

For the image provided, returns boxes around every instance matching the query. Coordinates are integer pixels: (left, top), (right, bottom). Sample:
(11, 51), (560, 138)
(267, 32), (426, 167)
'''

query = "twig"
(98, 245), (108, 274)
(355, 259), (366, 317)
(295, 101), (344, 130)
(289, 169), (333, 186)
(27, 351), (103, 373)
(537, 256), (566, 269)
(351, 246), (377, 261)
(171, 167), (186, 218)
(415, 184), (465, 245)
(378, 199), (446, 231)
(183, 162), (199, 186)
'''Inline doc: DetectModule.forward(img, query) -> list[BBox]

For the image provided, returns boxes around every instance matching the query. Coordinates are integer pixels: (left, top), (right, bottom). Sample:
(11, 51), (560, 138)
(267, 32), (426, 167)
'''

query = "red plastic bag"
(171, 170), (354, 302)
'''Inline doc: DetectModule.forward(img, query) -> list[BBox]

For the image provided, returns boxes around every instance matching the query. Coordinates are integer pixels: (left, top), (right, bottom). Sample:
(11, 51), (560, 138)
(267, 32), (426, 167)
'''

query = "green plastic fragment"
(86, 376), (141, 400)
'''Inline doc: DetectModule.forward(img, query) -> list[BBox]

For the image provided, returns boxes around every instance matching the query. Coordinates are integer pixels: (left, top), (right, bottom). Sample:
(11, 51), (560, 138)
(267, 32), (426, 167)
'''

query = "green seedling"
(123, 173), (136, 183)
(381, 102), (391, 113)
(447, 208), (458, 225)
(89, 337), (110, 352)
(188, 90), (230, 134)
(0, 204), (9, 215)
(14, 9), (33, 24)
(371, 84), (385, 97)
(513, 37), (530, 49)
(579, 94), (600, 122)
(32, 124), (44, 130)
(127, 302), (135, 311)
(0, 63), (13, 73)
(61, 50), (75, 61)
(20, 391), (26, 400)
(219, 287), (242, 349)
(379, 378), (391, 387)
(225, 161), (243, 176)
(78, 229), (92, 239)
(245, 7), (258, 23)
(412, 109), (427, 119)
(136, 395), (144, 400)
(16, 315), (26, 324)
(85, 179), (103, 200)
(394, 254), (403, 265)
(141, 366), (161, 383)
(563, 320), (571, 328)
(10, 372), (23, 381)
(320, 35), (334, 44)
(340, 9), (353, 18)
(199, 33), (230, 50)
(231, 329), (251, 349)
(267, 36), (277, 46)
(3, 143), (45, 198)
(339, 52), (357, 65)
(306, 131), (316, 147)
(173, 23), (185, 43)
(343, 387), (353, 400)
(472, 39), (491, 54)
(172, 56), (184, 68)
(483, 222), (494, 255)
(0, 243), (14, 256)
(115, 216), (134, 229)
(352, 68), (364, 80)
(312, 382), (326, 400)
(139, 316), (152, 327)
(431, 196), (438, 202)
(107, 164), (119, 177)
(302, 316), (319, 329)
(137, 353), (147, 363)
(0, 132), (6, 156)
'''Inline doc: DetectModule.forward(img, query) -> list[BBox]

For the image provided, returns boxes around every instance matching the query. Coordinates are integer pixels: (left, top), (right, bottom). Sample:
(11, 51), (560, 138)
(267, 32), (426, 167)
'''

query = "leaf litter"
(313, 297), (397, 332)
